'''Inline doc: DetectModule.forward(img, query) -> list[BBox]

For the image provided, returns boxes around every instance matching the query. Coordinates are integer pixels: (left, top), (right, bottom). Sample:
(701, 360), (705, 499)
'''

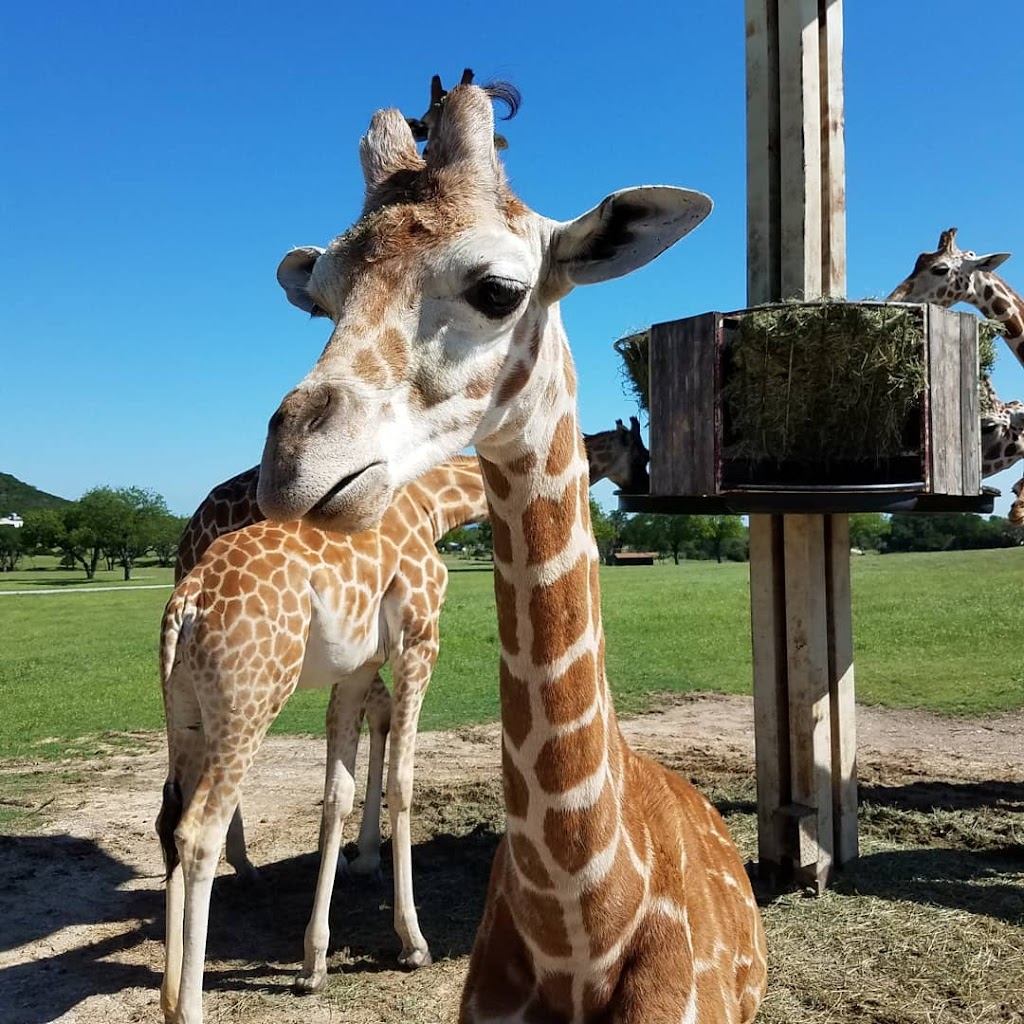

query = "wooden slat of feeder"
(649, 314), (717, 496)
(928, 306), (965, 495)
(959, 315), (982, 491)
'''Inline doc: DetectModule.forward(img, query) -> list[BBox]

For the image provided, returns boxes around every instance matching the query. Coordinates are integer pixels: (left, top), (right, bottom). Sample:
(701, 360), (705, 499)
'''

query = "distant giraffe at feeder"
(888, 228), (1024, 525)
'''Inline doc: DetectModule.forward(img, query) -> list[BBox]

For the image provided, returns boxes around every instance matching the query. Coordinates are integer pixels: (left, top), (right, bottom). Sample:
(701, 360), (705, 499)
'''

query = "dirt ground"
(1, 694), (1022, 1024)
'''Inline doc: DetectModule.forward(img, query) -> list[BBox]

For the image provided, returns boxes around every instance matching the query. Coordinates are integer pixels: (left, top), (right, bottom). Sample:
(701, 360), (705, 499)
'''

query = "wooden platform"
(618, 487), (997, 516)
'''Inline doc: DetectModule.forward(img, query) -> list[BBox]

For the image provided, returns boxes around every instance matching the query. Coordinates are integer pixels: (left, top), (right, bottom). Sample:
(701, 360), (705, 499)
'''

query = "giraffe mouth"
(309, 462), (387, 517)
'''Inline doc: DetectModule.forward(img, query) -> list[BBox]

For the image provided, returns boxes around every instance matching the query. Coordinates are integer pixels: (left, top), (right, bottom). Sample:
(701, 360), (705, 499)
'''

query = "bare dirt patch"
(1, 695), (1022, 1024)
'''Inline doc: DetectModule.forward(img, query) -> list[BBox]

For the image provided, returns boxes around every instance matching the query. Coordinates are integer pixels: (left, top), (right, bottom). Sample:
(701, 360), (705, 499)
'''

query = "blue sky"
(3, 1), (1022, 516)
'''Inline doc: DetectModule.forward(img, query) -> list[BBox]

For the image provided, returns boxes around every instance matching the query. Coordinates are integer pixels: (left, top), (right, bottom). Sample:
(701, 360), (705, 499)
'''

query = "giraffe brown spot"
(467, 367), (499, 399)
(502, 741), (530, 818)
(579, 839), (645, 958)
(352, 348), (389, 387)
(529, 555), (590, 666)
(497, 361), (531, 406)
(545, 415), (576, 477)
(525, 972), (574, 1023)
(523, 484), (576, 566)
(494, 569), (519, 655)
(991, 296), (1010, 317)
(480, 458), (512, 500)
(507, 451), (537, 475)
(467, 886), (537, 1020)
(378, 327), (408, 377)
(500, 659), (532, 748)
(491, 509), (513, 563)
(516, 890), (573, 959)
(563, 354), (577, 398)
(984, 284), (995, 301)
(589, 558), (601, 633)
(542, 652), (599, 726)
(535, 713), (606, 794)
(544, 778), (617, 874)
(509, 832), (553, 889)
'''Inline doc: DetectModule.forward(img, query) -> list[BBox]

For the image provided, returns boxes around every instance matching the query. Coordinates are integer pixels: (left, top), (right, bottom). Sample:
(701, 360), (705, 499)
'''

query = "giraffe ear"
(965, 251), (1011, 274)
(550, 186), (712, 287)
(277, 246), (326, 314)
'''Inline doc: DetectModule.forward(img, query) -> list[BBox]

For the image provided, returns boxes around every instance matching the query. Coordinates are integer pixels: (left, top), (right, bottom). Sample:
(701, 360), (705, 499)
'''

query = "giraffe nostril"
(304, 388), (333, 434)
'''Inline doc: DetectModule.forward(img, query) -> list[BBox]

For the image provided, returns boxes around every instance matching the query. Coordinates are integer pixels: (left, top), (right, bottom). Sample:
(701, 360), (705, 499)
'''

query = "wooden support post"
(746, 0), (857, 890)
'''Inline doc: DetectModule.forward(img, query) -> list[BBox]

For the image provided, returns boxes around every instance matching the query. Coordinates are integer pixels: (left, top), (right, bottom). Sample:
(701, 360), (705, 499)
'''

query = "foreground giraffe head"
(886, 227), (1011, 304)
(257, 83), (710, 531)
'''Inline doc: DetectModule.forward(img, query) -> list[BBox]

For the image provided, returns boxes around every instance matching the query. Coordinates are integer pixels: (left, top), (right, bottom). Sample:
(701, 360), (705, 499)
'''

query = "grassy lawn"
(0, 548), (1021, 759)
(0, 554), (176, 591)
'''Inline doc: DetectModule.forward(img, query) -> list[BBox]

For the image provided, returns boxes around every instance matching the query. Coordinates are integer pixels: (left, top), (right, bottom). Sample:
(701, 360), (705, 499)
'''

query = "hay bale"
(614, 305), (995, 456)
(722, 302), (926, 465)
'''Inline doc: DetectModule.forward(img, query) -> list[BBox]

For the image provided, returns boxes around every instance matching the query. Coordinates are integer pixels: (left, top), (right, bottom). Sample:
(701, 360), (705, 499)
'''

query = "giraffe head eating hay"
(887, 228), (1024, 524)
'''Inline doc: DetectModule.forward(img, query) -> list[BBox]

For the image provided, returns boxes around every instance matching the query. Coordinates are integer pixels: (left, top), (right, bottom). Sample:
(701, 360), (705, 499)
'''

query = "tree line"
(440, 507), (1021, 563)
(0, 487), (188, 579)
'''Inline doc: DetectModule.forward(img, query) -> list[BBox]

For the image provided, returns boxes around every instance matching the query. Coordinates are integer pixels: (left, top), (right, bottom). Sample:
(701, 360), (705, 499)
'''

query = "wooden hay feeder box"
(620, 302), (988, 513)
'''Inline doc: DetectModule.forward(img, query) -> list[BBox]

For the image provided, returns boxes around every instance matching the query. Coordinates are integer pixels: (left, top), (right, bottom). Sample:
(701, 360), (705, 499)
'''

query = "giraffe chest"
(294, 582), (386, 689)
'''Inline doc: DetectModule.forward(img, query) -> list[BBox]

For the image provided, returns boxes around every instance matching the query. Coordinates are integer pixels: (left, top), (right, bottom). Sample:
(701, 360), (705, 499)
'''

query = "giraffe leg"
(348, 672), (391, 881)
(295, 674), (371, 994)
(386, 635), (436, 969)
(224, 804), (260, 883)
(170, 690), (289, 1024)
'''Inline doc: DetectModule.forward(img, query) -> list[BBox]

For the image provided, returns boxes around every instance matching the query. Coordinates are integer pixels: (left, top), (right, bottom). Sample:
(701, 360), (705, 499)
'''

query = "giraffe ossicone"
(888, 228), (1024, 524)
(257, 81), (765, 1024)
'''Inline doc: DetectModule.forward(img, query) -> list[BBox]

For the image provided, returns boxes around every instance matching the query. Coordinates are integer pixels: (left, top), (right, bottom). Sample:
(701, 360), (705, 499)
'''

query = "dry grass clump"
(614, 327), (651, 412)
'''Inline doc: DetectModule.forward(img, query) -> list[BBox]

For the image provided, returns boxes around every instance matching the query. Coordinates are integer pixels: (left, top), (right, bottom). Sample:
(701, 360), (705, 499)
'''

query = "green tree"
(649, 514), (708, 564)
(20, 508), (67, 554)
(151, 514), (189, 568)
(78, 486), (170, 580)
(0, 527), (23, 571)
(704, 515), (745, 563)
(848, 513), (889, 552)
(472, 521), (493, 558)
(589, 499), (618, 564)
(53, 502), (105, 578)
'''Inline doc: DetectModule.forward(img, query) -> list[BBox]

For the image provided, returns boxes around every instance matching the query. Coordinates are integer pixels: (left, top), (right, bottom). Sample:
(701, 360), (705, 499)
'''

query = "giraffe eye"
(465, 276), (527, 319)
(930, 263), (950, 276)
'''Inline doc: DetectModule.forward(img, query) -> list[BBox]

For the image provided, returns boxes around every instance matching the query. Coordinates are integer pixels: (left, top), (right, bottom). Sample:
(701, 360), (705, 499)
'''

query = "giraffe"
(255, 81), (766, 1023)
(169, 419), (651, 893)
(157, 457), (487, 1023)
(887, 227), (1024, 525)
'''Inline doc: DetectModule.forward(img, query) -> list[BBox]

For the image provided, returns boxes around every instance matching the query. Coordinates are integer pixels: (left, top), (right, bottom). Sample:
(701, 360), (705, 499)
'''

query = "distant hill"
(0, 473), (72, 513)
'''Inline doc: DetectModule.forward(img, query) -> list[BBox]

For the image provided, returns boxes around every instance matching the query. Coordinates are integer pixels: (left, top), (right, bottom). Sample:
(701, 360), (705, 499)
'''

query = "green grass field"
(0, 549), (1021, 759)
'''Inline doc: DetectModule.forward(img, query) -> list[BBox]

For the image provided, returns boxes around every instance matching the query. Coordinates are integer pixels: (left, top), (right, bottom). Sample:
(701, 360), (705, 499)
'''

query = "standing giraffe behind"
(158, 457), (487, 1023)
(256, 82), (765, 1023)
(168, 420), (650, 895)
(887, 227), (1024, 524)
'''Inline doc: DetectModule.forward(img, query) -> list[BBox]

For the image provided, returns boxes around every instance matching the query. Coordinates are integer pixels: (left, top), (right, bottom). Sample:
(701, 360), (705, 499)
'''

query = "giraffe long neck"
(408, 460), (491, 544)
(967, 272), (1024, 370)
(477, 314), (628, 926)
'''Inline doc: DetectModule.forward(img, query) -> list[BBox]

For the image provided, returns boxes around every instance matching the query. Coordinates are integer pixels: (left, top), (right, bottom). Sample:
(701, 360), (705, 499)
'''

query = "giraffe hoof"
(398, 947), (432, 970)
(293, 970), (328, 995)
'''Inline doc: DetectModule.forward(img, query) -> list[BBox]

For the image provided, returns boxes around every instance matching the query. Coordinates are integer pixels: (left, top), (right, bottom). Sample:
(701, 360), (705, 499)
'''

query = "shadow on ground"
(0, 825), (500, 1024)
